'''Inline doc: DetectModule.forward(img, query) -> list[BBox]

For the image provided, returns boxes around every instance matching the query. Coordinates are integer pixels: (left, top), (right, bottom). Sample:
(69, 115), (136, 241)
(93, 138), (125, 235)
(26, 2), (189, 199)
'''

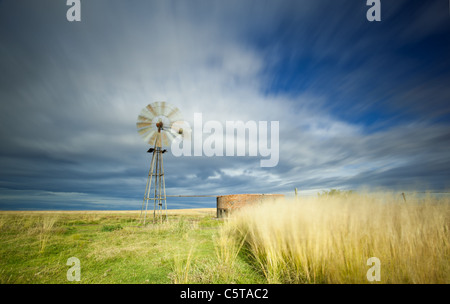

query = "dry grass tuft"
(38, 217), (58, 253)
(217, 192), (449, 283)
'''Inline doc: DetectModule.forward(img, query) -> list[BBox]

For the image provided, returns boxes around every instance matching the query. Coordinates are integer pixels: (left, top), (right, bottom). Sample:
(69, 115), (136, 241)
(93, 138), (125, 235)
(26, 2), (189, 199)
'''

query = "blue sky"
(0, 0), (449, 210)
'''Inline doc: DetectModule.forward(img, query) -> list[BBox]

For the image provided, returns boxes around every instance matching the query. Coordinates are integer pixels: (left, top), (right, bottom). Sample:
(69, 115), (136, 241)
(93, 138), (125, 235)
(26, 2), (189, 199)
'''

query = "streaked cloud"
(0, 0), (449, 209)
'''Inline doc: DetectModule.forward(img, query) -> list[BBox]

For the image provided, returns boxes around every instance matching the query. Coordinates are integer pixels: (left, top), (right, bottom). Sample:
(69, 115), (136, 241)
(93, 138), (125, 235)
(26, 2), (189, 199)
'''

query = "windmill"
(136, 102), (190, 224)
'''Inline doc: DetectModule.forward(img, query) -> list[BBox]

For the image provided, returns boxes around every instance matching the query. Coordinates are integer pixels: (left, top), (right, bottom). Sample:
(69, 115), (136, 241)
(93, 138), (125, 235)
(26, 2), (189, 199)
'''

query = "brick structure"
(216, 193), (284, 218)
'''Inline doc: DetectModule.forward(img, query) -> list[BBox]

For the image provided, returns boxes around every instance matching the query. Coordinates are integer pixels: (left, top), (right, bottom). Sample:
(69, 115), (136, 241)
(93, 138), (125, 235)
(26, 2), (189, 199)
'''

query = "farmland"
(0, 192), (448, 284)
(0, 208), (262, 283)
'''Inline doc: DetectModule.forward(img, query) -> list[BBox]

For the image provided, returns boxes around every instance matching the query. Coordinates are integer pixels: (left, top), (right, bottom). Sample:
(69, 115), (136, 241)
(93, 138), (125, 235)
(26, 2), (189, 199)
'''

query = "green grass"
(0, 210), (263, 284)
(101, 224), (123, 232)
(3, 193), (446, 284)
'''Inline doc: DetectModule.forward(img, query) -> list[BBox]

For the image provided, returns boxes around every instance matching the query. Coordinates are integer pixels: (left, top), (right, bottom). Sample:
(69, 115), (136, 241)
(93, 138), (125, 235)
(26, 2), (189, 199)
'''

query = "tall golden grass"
(218, 192), (449, 283)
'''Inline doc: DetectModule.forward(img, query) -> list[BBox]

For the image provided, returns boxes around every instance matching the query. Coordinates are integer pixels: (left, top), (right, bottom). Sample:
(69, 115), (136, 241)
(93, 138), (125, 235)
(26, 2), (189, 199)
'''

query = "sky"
(0, 0), (449, 210)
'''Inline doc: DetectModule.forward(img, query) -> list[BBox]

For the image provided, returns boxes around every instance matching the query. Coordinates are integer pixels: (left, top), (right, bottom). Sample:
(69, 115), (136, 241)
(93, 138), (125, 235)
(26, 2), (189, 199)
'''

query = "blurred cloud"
(0, 0), (449, 209)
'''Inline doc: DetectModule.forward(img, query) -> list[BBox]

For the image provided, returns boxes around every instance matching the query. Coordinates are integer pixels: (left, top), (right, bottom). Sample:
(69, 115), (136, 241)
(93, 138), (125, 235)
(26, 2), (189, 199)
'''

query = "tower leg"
(158, 148), (163, 223)
(139, 134), (167, 225)
(154, 148), (167, 223)
(160, 150), (167, 221)
(140, 144), (157, 226)
(153, 149), (159, 223)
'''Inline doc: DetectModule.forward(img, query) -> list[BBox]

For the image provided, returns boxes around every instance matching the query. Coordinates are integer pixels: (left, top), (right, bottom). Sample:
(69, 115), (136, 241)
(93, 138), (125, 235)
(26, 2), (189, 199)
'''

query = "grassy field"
(0, 209), (263, 284)
(220, 192), (450, 284)
(0, 192), (449, 284)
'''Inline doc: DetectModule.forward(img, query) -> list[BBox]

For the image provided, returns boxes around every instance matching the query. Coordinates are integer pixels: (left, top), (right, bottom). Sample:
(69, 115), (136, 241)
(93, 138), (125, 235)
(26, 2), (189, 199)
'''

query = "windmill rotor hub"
(136, 102), (191, 148)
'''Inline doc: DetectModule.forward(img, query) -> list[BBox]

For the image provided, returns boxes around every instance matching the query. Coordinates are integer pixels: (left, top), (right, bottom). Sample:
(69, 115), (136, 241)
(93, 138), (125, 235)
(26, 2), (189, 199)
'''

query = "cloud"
(0, 0), (449, 209)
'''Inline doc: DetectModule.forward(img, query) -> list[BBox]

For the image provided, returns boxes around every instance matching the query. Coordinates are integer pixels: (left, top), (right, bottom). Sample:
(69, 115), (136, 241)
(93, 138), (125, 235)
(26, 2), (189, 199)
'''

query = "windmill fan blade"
(136, 122), (152, 129)
(144, 130), (158, 145)
(163, 103), (177, 117)
(161, 102), (166, 117)
(137, 113), (153, 122)
(138, 126), (153, 135)
(139, 104), (157, 121)
(161, 132), (169, 147)
(146, 103), (158, 117)
(142, 129), (155, 142)
(151, 101), (164, 116)
(167, 107), (183, 122)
